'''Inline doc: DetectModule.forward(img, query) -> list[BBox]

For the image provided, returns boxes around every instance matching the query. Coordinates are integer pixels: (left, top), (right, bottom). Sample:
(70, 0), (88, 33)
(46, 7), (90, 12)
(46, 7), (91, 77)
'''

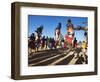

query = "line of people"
(28, 33), (79, 54)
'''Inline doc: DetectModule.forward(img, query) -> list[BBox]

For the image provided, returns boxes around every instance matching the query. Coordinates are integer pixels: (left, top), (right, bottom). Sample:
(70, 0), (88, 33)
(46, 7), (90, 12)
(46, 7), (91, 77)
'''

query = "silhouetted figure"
(49, 38), (52, 49)
(84, 31), (88, 43)
(73, 37), (77, 48)
(45, 36), (48, 49)
(29, 33), (35, 41)
(28, 33), (36, 54)
(84, 32), (87, 36)
(41, 36), (46, 49)
(51, 38), (56, 49)
(28, 33), (35, 48)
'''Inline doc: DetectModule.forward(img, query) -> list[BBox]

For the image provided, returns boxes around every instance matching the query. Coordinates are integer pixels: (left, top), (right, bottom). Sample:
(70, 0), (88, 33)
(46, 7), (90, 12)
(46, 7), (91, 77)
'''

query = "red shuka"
(65, 35), (74, 44)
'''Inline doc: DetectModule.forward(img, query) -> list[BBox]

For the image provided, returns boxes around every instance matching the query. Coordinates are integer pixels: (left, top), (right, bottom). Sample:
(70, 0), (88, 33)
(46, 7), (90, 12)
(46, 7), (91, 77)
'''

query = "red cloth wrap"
(65, 35), (73, 43)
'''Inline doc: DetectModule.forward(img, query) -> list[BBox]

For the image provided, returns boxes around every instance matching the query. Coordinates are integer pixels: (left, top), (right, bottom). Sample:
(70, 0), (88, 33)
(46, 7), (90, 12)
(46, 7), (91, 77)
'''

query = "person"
(82, 41), (87, 51)
(73, 37), (77, 48)
(28, 33), (36, 55)
(41, 36), (46, 50)
(81, 41), (87, 63)
(29, 33), (35, 41)
(84, 31), (88, 43)
(55, 23), (62, 48)
(51, 38), (56, 49)
(49, 38), (52, 49)
(61, 39), (65, 48)
(45, 36), (48, 50)
(64, 19), (74, 49)
(34, 31), (41, 52)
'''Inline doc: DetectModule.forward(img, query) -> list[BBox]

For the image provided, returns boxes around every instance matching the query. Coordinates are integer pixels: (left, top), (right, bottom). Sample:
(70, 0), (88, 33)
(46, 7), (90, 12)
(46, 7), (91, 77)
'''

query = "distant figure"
(55, 23), (62, 48)
(34, 30), (41, 52)
(34, 26), (43, 51)
(29, 33), (35, 41)
(49, 38), (52, 49)
(82, 41), (87, 50)
(84, 31), (88, 42)
(61, 38), (65, 48)
(81, 41), (87, 63)
(28, 33), (36, 54)
(41, 36), (46, 50)
(45, 36), (48, 49)
(81, 41), (87, 55)
(51, 38), (56, 49)
(73, 37), (77, 48)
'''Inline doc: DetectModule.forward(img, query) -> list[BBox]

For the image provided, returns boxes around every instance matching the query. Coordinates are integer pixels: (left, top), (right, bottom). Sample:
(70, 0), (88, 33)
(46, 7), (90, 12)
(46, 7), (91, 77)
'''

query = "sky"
(28, 15), (88, 42)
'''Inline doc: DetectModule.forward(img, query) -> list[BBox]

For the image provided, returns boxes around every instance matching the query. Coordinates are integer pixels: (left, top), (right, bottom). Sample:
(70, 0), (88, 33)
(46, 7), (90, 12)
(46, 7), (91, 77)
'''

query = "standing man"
(55, 23), (62, 48)
(64, 19), (74, 49)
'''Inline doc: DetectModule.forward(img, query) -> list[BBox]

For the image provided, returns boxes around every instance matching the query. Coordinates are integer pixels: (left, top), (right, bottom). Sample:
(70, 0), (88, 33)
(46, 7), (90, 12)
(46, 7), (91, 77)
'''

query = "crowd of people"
(28, 19), (87, 55)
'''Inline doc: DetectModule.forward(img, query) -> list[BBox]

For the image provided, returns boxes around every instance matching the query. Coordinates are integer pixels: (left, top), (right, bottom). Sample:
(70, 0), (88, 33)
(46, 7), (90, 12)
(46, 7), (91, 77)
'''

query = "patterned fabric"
(65, 34), (74, 43)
